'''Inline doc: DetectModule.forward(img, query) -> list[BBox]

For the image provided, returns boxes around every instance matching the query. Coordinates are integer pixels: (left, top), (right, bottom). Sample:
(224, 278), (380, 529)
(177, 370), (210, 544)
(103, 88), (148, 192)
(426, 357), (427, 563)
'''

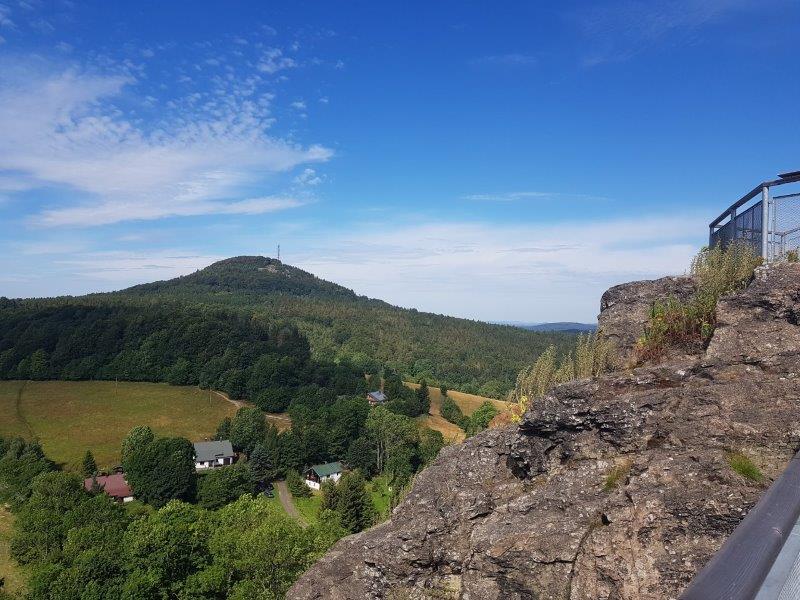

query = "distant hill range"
(505, 322), (597, 333)
(98, 256), (576, 397)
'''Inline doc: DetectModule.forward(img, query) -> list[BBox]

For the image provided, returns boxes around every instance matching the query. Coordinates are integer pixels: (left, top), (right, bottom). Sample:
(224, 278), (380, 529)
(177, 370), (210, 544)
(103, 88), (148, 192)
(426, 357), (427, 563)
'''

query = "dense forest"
(104, 256), (579, 397)
(0, 298), (365, 411)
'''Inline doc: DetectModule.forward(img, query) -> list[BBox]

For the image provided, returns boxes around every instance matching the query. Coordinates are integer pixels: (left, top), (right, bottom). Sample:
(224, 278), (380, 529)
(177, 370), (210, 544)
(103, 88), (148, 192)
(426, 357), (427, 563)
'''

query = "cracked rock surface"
(289, 264), (800, 600)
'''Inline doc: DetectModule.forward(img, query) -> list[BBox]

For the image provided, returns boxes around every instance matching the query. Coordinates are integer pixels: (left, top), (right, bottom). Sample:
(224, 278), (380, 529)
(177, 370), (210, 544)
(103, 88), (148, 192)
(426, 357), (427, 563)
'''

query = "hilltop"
(290, 263), (800, 599)
(108, 256), (577, 397)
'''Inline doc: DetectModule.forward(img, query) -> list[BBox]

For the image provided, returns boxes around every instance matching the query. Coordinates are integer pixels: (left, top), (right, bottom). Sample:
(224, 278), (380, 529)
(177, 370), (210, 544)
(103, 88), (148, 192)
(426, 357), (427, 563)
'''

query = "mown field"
(0, 380), (238, 469)
(0, 379), (508, 471)
(406, 382), (510, 442)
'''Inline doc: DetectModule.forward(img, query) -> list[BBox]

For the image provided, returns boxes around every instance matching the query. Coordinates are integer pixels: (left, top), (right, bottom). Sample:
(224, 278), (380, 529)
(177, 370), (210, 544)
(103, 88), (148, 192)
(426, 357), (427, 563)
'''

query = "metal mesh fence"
(709, 174), (800, 261)
(710, 201), (762, 255)
(771, 193), (800, 260)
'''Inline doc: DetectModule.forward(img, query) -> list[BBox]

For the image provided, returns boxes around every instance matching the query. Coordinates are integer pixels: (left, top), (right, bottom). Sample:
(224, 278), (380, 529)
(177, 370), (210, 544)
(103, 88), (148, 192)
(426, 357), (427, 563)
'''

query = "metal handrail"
(709, 173), (800, 230)
(681, 451), (800, 599)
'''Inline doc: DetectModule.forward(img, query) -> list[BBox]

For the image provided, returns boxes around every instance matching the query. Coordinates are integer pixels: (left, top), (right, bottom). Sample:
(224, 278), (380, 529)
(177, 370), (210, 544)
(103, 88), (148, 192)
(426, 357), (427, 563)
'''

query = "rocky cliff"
(290, 264), (800, 600)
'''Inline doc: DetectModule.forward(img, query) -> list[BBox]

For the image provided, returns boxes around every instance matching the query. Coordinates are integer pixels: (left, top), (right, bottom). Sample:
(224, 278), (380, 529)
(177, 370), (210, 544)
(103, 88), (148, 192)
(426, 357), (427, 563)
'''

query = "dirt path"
(209, 389), (292, 431)
(210, 389), (248, 409)
(275, 480), (307, 527)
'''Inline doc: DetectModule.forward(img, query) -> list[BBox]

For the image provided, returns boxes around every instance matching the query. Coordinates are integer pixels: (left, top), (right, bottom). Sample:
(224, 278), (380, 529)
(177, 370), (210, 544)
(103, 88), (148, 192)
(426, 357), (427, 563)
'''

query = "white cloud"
(290, 100), (306, 110)
(0, 61), (331, 226)
(257, 47), (296, 74)
(36, 196), (305, 227)
(291, 215), (704, 321)
(293, 168), (322, 187)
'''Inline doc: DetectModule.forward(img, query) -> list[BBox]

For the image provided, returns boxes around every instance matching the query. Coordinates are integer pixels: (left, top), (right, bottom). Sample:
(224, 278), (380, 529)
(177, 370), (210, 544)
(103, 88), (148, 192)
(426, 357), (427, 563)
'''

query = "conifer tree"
(82, 450), (97, 477)
(335, 471), (374, 533)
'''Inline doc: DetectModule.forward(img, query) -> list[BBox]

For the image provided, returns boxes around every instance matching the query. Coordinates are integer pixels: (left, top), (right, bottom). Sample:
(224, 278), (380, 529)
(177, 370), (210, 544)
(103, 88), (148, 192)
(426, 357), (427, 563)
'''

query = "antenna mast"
(277, 244), (281, 261)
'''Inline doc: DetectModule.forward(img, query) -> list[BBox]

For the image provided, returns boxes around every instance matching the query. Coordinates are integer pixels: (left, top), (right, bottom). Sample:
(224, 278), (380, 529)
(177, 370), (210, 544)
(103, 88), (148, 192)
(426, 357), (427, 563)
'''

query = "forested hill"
(122, 256), (362, 302)
(103, 256), (576, 398)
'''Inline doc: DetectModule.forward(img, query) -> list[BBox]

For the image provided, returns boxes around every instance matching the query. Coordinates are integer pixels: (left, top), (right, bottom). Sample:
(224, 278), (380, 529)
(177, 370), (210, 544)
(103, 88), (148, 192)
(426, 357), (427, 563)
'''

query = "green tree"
(418, 428), (445, 465)
(335, 471), (374, 533)
(229, 407), (266, 455)
(416, 380), (431, 415)
(121, 426), (154, 472)
(365, 406), (419, 474)
(28, 349), (49, 380)
(440, 385), (449, 397)
(82, 450), (97, 477)
(248, 443), (276, 483)
(125, 437), (197, 507)
(215, 417), (232, 441)
(465, 401), (499, 437)
(197, 464), (253, 510)
(440, 396), (468, 429)
(123, 500), (214, 596)
(345, 436), (376, 476)
(285, 469), (311, 498)
(10, 471), (87, 565)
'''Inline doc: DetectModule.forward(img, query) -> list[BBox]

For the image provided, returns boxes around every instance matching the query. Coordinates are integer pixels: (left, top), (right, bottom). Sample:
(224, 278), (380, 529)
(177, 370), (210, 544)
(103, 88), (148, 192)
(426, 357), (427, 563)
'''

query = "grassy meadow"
(0, 380), (238, 470)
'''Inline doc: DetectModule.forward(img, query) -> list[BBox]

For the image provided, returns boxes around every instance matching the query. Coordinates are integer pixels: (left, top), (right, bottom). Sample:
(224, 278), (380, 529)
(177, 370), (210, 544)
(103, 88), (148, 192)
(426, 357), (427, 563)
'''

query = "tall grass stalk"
(512, 333), (615, 421)
(637, 243), (761, 360)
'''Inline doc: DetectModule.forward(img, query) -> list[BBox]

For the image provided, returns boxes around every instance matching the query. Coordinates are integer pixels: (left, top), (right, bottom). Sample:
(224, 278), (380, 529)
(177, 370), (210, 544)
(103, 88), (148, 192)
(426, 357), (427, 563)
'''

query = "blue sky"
(0, 0), (798, 321)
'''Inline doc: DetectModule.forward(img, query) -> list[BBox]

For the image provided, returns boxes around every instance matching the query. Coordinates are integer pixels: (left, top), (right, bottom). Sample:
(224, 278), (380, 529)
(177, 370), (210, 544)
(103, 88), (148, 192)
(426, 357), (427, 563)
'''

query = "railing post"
(762, 185), (770, 260)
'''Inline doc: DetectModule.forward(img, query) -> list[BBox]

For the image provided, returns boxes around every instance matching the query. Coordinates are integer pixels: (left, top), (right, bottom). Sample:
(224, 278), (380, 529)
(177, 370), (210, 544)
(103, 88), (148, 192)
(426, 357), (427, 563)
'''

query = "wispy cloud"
(292, 214), (704, 321)
(573, 0), (774, 65)
(0, 3), (14, 28)
(471, 53), (538, 68)
(257, 47), (297, 74)
(463, 191), (609, 202)
(56, 250), (227, 283)
(0, 57), (330, 227)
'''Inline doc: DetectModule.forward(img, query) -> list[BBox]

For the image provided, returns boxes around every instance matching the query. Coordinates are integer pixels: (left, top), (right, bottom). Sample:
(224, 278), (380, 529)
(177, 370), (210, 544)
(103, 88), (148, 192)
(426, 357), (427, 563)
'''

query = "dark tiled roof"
(193, 440), (234, 462)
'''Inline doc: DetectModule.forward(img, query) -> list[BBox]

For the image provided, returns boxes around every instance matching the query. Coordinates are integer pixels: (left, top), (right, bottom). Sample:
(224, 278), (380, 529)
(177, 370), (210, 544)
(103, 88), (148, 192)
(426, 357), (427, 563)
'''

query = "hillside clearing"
(407, 383), (510, 442)
(0, 380), (238, 469)
(404, 382), (509, 416)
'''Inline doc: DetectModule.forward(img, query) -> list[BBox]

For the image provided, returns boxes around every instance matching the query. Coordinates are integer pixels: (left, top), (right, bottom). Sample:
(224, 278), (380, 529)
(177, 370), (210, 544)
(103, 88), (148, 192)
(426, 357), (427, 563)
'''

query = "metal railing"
(709, 171), (800, 261)
(681, 451), (800, 599)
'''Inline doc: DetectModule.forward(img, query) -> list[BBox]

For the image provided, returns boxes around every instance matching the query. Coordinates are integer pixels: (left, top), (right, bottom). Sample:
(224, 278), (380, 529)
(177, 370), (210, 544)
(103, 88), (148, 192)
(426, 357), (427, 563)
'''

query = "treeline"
(108, 256), (579, 397)
(0, 299), (366, 411)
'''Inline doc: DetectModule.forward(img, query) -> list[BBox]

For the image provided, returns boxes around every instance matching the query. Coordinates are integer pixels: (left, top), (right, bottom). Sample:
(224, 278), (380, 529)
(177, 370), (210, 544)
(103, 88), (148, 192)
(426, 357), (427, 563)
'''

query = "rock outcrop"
(598, 275), (696, 361)
(290, 265), (800, 600)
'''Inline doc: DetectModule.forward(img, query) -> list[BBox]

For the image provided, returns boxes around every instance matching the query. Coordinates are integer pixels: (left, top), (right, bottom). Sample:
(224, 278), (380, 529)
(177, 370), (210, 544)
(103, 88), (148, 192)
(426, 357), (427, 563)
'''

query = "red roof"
(84, 473), (133, 499)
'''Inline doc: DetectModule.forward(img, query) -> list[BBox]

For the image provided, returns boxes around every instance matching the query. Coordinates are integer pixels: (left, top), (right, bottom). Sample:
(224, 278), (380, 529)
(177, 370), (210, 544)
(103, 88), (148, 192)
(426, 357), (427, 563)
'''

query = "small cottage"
(304, 461), (344, 490)
(84, 473), (134, 503)
(366, 390), (387, 406)
(193, 440), (235, 471)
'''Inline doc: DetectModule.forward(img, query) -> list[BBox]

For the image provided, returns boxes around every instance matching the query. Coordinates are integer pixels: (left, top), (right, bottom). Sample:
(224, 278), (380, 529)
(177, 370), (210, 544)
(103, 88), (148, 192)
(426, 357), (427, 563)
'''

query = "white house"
(304, 461), (344, 490)
(193, 440), (235, 471)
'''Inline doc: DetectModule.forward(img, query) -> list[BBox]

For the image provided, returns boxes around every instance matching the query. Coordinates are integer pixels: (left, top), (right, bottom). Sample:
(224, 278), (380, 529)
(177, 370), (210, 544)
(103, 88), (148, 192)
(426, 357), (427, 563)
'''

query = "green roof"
(309, 461), (343, 478)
